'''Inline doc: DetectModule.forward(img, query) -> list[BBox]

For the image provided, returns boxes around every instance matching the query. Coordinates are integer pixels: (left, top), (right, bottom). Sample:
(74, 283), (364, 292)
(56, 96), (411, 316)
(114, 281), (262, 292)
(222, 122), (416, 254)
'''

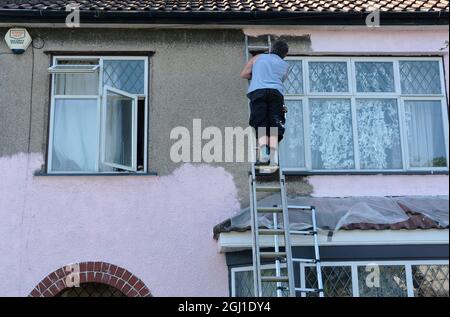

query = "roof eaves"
(0, 9), (448, 25)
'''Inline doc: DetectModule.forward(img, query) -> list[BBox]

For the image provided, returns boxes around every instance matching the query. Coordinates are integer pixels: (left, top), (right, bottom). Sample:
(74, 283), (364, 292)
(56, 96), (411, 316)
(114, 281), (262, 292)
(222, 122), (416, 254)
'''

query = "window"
(57, 283), (125, 297)
(48, 56), (148, 174)
(231, 261), (449, 297)
(281, 57), (449, 172)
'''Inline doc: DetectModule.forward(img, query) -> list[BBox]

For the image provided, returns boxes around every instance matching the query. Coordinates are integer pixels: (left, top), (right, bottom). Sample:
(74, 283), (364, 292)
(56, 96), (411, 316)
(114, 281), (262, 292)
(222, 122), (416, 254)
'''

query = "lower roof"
(214, 195), (449, 239)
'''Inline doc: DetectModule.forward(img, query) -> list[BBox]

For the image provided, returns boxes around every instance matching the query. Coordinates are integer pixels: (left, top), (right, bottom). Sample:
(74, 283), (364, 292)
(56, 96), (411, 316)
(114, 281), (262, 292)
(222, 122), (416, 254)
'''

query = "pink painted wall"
(307, 175), (449, 197)
(0, 153), (240, 296)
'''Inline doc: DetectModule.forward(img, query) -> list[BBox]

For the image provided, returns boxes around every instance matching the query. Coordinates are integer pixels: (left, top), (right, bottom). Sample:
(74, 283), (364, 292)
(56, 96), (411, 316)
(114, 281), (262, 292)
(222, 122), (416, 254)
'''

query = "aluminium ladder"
(245, 34), (324, 298)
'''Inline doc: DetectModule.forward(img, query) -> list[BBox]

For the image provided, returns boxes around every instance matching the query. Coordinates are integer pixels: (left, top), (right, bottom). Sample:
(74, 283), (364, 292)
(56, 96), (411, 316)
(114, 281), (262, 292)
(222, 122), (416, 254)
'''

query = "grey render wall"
(0, 28), (312, 205)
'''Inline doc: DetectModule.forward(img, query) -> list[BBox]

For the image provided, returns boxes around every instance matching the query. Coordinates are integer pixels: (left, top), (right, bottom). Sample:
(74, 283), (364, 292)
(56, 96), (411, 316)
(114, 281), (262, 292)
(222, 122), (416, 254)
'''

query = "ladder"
(245, 34), (324, 298)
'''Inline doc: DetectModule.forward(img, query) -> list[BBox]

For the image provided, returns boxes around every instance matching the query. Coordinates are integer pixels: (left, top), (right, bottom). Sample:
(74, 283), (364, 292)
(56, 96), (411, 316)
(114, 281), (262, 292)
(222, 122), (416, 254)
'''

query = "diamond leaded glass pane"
(356, 62), (395, 93)
(304, 266), (353, 297)
(412, 265), (449, 297)
(103, 60), (145, 94)
(234, 269), (288, 297)
(358, 265), (408, 297)
(356, 99), (402, 169)
(400, 61), (442, 94)
(310, 99), (355, 169)
(280, 100), (305, 168)
(284, 60), (303, 94)
(309, 62), (349, 93)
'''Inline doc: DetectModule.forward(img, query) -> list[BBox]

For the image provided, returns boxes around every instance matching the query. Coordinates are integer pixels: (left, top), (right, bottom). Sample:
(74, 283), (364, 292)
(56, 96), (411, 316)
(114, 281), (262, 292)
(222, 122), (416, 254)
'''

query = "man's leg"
(268, 91), (286, 166)
(249, 90), (270, 164)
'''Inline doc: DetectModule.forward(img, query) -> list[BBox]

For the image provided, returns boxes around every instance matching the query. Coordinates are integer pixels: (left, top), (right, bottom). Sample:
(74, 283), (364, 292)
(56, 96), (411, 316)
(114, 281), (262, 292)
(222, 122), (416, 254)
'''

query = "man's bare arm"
(240, 55), (260, 79)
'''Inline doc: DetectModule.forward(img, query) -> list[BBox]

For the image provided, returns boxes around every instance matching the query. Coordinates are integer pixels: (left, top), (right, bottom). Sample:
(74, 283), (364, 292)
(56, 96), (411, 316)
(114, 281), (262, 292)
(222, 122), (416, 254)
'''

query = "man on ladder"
(240, 40), (290, 166)
(242, 37), (324, 298)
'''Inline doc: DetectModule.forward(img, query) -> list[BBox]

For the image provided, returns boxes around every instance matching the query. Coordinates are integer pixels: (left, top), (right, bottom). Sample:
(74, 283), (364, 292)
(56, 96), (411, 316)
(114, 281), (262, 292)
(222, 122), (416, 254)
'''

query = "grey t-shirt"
(248, 53), (289, 95)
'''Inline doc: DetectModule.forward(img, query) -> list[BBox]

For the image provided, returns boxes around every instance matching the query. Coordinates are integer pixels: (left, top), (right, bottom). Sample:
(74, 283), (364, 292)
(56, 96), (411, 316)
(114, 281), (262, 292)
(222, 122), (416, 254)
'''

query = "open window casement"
(48, 64), (100, 74)
(101, 86), (138, 172)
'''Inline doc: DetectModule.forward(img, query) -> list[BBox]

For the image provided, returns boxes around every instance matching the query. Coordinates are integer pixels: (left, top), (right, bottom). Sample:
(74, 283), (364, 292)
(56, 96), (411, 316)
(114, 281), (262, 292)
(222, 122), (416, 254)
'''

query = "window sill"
(34, 170), (158, 177)
(283, 170), (449, 176)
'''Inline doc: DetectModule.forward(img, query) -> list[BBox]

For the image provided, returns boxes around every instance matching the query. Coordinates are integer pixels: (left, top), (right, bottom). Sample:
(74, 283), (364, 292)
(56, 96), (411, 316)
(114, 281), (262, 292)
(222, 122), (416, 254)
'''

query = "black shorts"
(247, 88), (286, 142)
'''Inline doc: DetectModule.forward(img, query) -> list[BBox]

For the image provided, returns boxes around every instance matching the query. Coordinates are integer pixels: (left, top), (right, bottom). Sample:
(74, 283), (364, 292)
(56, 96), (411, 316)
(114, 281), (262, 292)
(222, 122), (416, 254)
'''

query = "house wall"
(0, 26), (448, 296)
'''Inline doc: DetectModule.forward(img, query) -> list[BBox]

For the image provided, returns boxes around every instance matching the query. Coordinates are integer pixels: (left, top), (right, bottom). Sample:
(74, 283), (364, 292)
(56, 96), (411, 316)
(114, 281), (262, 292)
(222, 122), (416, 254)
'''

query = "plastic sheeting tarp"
(227, 196), (449, 233)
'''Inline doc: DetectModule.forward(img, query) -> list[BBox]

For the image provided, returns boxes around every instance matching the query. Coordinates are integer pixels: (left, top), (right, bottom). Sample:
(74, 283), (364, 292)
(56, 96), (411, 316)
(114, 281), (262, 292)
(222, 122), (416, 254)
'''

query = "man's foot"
(255, 145), (270, 165)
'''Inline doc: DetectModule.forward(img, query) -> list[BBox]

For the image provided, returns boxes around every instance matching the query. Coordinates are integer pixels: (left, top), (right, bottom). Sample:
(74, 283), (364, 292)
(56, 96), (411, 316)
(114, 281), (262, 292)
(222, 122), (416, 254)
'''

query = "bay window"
(47, 56), (148, 174)
(280, 57), (449, 173)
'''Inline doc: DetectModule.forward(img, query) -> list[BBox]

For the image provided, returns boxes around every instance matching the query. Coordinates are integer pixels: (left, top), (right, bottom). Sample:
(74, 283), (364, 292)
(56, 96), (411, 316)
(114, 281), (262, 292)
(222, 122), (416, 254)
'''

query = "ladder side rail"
(246, 34), (262, 297)
(311, 207), (324, 297)
(272, 213), (283, 297)
(249, 173), (262, 297)
(279, 172), (296, 297)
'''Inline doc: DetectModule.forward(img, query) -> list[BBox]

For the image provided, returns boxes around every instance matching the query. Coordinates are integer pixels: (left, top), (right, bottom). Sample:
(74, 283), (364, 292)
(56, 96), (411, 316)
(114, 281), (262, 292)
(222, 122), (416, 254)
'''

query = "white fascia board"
(217, 229), (449, 253)
(0, 23), (448, 31)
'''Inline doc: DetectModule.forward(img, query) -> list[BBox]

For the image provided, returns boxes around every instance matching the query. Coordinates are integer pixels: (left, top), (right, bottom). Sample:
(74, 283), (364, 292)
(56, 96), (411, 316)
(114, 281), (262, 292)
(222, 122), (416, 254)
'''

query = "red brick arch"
(29, 261), (152, 297)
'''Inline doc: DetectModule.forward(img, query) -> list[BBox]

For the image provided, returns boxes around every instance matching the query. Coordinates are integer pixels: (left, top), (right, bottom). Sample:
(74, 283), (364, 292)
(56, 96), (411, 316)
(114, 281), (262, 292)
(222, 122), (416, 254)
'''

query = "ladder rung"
(295, 288), (322, 293)
(255, 185), (281, 192)
(261, 276), (289, 283)
(248, 45), (270, 50)
(259, 229), (285, 235)
(290, 230), (316, 236)
(294, 258), (317, 264)
(260, 252), (286, 259)
(287, 205), (313, 210)
(257, 206), (283, 213)
(254, 165), (279, 171)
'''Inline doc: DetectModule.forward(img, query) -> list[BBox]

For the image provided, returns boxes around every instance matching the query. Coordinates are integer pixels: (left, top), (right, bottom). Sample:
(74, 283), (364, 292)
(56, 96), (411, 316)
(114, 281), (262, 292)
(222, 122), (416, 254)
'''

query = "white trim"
(47, 55), (149, 174)
(1, 23), (449, 31)
(281, 56), (449, 173)
(405, 264), (415, 297)
(351, 263), (360, 297)
(46, 56), (56, 173)
(217, 229), (449, 253)
(143, 58), (149, 172)
(53, 95), (99, 99)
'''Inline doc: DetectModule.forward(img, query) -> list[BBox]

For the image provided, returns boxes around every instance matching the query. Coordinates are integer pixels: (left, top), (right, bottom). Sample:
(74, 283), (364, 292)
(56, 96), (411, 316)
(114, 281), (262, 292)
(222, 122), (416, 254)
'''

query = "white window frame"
(101, 85), (138, 172)
(231, 260), (449, 297)
(282, 56), (449, 173)
(47, 55), (149, 174)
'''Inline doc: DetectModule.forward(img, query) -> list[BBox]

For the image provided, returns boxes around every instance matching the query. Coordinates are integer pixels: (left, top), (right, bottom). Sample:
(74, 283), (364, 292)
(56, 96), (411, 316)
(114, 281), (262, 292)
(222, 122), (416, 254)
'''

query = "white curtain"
(280, 100), (305, 168)
(55, 73), (98, 95)
(51, 99), (98, 172)
(310, 99), (355, 169)
(405, 101), (446, 167)
(356, 99), (402, 169)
